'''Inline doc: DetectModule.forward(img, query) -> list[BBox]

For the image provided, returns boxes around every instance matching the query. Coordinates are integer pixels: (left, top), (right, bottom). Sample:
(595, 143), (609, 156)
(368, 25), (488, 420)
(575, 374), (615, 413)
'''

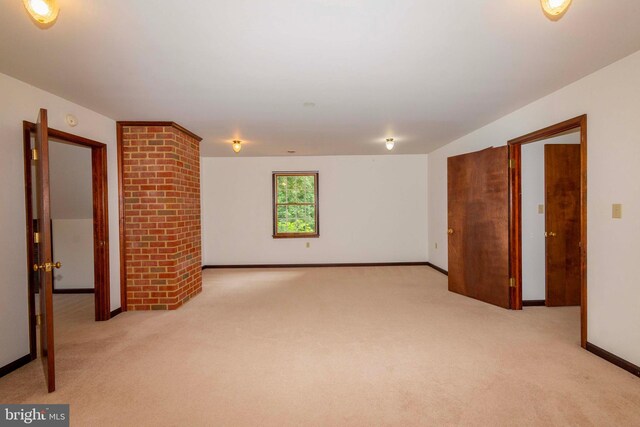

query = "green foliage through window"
(273, 173), (318, 236)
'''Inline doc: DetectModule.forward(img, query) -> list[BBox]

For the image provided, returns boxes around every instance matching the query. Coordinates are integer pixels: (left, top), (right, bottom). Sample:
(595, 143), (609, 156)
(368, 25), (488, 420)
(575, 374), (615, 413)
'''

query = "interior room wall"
(119, 123), (202, 310)
(521, 132), (580, 301)
(49, 142), (94, 290)
(427, 50), (640, 365)
(0, 72), (119, 369)
(201, 155), (428, 265)
(51, 219), (95, 290)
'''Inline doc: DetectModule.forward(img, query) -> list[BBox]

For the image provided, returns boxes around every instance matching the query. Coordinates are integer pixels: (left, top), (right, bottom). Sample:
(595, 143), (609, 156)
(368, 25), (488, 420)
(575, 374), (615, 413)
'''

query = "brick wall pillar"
(118, 122), (202, 310)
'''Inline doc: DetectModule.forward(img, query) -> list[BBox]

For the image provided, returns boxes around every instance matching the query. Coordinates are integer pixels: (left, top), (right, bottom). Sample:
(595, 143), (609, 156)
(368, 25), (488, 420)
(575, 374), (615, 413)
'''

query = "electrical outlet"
(612, 204), (622, 219)
(435, 242), (438, 249)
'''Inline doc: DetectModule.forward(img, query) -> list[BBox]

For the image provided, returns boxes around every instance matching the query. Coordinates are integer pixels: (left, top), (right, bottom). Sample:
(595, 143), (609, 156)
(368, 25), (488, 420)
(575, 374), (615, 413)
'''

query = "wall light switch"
(612, 204), (622, 219)
(306, 242), (310, 248)
(538, 204), (544, 214)
(435, 242), (438, 249)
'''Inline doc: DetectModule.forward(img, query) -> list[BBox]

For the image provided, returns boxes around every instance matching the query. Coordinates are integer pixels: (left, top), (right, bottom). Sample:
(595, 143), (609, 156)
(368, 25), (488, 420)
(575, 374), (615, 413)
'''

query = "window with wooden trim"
(272, 172), (319, 238)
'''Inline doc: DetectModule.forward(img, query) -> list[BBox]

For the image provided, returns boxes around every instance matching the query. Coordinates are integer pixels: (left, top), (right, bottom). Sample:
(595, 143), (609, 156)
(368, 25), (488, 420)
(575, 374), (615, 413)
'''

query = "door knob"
(545, 231), (557, 237)
(447, 228), (454, 235)
(33, 261), (62, 272)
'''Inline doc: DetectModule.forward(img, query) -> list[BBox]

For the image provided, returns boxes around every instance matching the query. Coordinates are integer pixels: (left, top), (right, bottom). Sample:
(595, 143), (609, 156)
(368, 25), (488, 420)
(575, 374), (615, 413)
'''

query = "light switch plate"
(612, 204), (622, 219)
(538, 204), (544, 214)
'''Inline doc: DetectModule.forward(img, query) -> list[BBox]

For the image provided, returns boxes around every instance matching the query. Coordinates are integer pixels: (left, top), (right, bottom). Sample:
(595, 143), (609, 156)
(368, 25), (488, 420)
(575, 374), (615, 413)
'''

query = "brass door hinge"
(34, 232), (41, 244)
(36, 314), (42, 326)
(509, 159), (515, 169)
(31, 148), (38, 161)
(509, 278), (516, 288)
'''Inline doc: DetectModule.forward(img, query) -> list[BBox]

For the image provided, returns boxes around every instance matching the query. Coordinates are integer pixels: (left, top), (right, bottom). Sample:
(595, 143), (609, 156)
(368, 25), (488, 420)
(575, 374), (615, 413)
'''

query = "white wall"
(428, 50), (640, 365)
(49, 142), (95, 290)
(521, 132), (580, 301)
(0, 72), (120, 368)
(202, 155), (428, 265)
(49, 141), (93, 219)
(52, 219), (95, 290)
(521, 143), (546, 301)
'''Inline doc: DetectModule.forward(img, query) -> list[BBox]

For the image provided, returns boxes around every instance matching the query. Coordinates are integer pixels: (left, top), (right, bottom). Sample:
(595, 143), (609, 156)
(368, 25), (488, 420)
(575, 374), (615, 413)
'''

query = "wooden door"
(545, 144), (581, 306)
(33, 109), (56, 392)
(447, 146), (510, 308)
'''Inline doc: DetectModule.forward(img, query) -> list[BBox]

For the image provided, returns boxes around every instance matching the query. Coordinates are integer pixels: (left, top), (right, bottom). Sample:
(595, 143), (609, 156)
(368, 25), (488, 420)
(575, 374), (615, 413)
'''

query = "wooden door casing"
(507, 115), (587, 348)
(23, 116), (113, 392)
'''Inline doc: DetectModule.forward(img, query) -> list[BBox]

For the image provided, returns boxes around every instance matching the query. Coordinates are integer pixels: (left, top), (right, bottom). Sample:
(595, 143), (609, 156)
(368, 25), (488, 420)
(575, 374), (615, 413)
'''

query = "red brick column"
(118, 122), (202, 310)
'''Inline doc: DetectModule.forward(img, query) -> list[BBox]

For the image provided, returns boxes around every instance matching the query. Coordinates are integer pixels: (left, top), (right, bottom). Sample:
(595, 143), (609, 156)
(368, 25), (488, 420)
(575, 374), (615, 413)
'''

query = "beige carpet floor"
(1, 266), (639, 426)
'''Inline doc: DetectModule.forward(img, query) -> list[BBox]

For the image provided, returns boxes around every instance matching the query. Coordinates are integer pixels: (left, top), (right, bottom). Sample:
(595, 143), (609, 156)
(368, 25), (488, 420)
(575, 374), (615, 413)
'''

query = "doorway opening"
(508, 115), (587, 348)
(22, 120), (111, 368)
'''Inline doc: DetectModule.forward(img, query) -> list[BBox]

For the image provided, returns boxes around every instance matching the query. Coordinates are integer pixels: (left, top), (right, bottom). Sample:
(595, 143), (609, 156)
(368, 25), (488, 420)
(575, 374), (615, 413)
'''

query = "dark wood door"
(34, 108), (56, 392)
(447, 146), (510, 308)
(545, 144), (581, 306)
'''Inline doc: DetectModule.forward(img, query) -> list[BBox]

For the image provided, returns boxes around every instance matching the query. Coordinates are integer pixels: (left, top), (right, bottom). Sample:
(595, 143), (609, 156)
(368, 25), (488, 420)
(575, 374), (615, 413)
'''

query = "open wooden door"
(545, 144), (581, 306)
(33, 108), (57, 392)
(447, 146), (510, 308)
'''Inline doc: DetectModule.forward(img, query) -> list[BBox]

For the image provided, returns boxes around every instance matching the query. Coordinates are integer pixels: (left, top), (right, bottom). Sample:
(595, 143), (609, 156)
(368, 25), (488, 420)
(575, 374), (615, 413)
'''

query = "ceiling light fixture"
(385, 138), (395, 151)
(23, 0), (59, 25)
(540, 0), (572, 20)
(232, 140), (242, 153)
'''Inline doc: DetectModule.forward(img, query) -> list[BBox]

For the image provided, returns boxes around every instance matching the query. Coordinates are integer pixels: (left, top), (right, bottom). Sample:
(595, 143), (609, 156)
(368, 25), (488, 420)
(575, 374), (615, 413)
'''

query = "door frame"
(507, 115), (587, 348)
(23, 121), (111, 357)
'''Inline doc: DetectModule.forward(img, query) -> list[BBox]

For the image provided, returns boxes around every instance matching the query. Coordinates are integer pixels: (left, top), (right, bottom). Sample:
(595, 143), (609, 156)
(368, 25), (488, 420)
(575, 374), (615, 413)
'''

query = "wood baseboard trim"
(53, 288), (95, 294)
(586, 342), (640, 378)
(110, 307), (122, 318)
(202, 262), (430, 269)
(523, 300), (546, 306)
(0, 354), (32, 379)
(426, 262), (448, 276)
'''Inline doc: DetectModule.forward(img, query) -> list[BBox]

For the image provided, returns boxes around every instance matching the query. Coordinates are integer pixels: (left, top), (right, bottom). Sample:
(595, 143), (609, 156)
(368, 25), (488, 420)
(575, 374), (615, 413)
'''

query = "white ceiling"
(2, 1), (640, 157)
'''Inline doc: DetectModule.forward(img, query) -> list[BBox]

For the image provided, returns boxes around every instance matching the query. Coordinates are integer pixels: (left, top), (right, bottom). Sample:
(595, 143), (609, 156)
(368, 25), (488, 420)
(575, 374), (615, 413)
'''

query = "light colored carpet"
(1, 267), (638, 426)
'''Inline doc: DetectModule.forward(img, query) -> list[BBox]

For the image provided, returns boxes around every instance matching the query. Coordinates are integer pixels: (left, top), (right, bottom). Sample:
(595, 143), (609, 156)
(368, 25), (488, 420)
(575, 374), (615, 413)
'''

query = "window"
(272, 172), (319, 238)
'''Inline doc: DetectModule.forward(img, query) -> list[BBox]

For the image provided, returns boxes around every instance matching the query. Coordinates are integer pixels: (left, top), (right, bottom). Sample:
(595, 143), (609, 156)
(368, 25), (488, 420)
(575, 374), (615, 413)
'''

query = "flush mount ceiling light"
(541, 0), (572, 20)
(23, 0), (59, 25)
(385, 138), (395, 151)
(232, 140), (242, 153)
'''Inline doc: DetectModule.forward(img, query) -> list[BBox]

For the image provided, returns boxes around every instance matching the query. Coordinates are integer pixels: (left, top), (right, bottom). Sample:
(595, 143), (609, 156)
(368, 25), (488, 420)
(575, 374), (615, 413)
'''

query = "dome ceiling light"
(541, 0), (573, 20)
(232, 140), (242, 153)
(385, 138), (395, 151)
(23, 0), (60, 26)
